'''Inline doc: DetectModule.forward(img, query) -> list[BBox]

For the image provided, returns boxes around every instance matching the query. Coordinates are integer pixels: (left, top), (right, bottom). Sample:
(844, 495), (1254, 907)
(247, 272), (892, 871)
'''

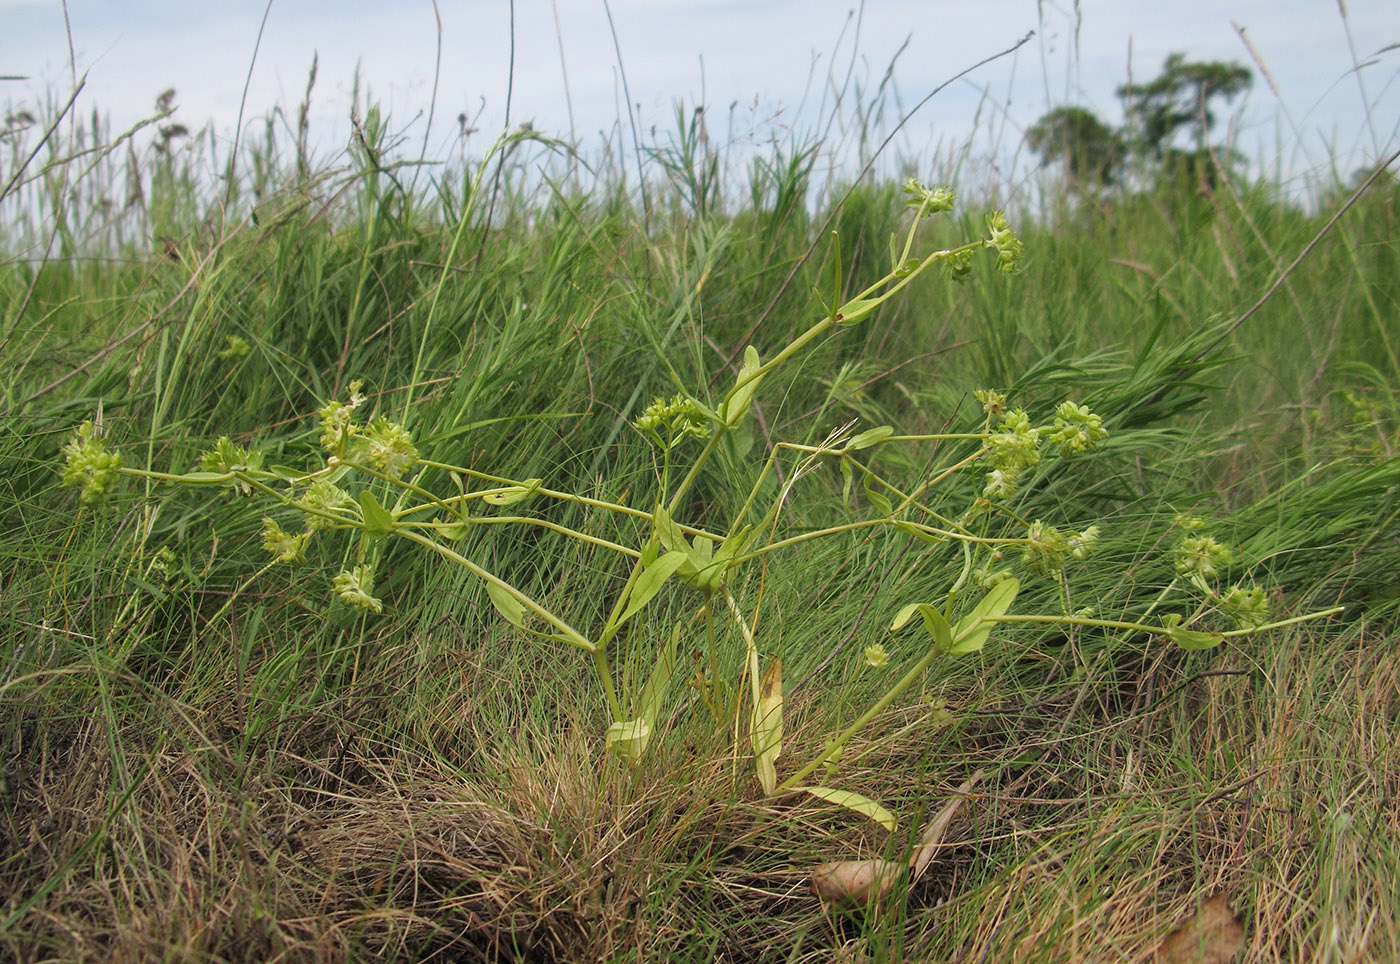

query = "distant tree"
(1026, 106), (1125, 190)
(1117, 53), (1252, 159)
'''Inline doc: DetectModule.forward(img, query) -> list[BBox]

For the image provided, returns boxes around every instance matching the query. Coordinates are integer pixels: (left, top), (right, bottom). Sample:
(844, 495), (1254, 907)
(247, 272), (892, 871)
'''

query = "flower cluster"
(978, 394), (1108, 501)
(985, 211), (1024, 274)
(984, 408), (1041, 498)
(1023, 520), (1101, 577)
(902, 179), (956, 214)
(1174, 534), (1232, 581)
(61, 421), (122, 506)
(198, 436), (264, 495)
(296, 479), (356, 529)
(863, 643), (891, 669)
(1046, 401), (1109, 457)
(318, 380), (368, 455)
(353, 416), (419, 480)
(261, 517), (310, 565)
(332, 564), (382, 614)
(1222, 584), (1270, 631)
(635, 394), (711, 448)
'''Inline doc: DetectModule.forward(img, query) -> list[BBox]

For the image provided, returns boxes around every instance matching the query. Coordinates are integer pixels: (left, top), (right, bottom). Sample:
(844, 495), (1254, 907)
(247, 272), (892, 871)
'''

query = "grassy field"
(2, 75), (1399, 963)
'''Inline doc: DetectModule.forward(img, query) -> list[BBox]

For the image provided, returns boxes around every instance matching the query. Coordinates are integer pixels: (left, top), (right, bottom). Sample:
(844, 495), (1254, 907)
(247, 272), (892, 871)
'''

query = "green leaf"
(835, 297), (877, 326)
(639, 622), (682, 729)
(919, 603), (954, 651)
(485, 581), (526, 628)
(1162, 614), (1225, 650)
(862, 470), (893, 516)
(892, 519), (945, 545)
(358, 489), (394, 537)
(840, 457), (854, 511)
(890, 602), (922, 632)
(847, 425), (894, 450)
(890, 601), (953, 650)
(950, 578), (1019, 654)
(268, 464), (308, 481)
(801, 786), (897, 832)
(606, 718), (651, 763)
(720, 346), (765, 428)
(481, 478), (542, 505)
(616, 551), (690, 626)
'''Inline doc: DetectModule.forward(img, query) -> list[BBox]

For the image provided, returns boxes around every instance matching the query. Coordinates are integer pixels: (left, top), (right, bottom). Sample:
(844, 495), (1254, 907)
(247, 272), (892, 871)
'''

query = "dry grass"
(3, 618), (1396, 962)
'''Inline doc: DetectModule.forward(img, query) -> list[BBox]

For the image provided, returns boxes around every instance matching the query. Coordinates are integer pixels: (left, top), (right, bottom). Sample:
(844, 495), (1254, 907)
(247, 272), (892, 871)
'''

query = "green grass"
(1, 71), (1398, 963)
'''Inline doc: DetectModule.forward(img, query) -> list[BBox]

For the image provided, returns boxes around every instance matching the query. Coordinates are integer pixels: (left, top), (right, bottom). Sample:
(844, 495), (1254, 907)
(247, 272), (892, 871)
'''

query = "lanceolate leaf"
(481, 478), (543, 506)
(616, 551), (690, 626)
(801, 786), (897, 832)
(751, 657), (783, 795)
(950, 577), (1019, 654)
(847, 425), (894, 451)
(639, 622), (682, 729)
(720, 346), (764, 427)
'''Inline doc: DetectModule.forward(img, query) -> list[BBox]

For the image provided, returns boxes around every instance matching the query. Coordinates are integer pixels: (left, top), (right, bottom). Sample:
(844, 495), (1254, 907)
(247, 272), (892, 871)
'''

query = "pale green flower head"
(333, 564), (382, 614)
(261, 517), (310, 565)
(354, 416), (419, 480)
(863, 643), (891, 669)
(1022, 519), (1069, 577)
(297, 479), (355, 529)
(1174, 534), (1232, 581)
(635, 393), (711, 448)
(982, 467), (1019, 501)
(987, 409), (1041, 474)
(198, 436), (264, 495)
(985, 210), (1024, 273)
(974, 388), (1007, 419)
(216, 335), (250, 360)
(902, 179), (956, 214)
(61, 420), (122, 506)
(1068, 525), (1101, 560)
(1222, 584), (1269, 631)
(318, 380), (367, 455)
(940, 248), (975, 283)
(1046, 401), (1108, 457)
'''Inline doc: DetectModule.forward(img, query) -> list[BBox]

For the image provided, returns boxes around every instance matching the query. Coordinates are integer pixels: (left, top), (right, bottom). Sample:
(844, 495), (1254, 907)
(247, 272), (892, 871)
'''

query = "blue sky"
(3, 0), (1398, 196)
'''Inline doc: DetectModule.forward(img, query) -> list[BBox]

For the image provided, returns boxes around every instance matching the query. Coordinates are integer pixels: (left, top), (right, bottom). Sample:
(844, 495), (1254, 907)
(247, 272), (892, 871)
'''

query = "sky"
(2, 0), (1398, 199)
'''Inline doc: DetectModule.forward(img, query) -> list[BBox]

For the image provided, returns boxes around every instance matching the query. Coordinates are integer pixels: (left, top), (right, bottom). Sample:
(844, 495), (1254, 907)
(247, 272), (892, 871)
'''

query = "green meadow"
(2, 57), (1399, 963)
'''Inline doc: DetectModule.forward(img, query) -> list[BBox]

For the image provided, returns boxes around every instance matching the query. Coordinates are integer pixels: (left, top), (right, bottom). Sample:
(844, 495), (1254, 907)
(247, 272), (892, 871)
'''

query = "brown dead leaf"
(810, 858), (903, 907)
(1153, 893), (1244, 964)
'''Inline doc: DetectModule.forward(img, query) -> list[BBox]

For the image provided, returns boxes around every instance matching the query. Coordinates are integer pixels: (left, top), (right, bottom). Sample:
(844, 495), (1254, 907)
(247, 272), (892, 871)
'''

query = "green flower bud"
(61, 420), (122, 506)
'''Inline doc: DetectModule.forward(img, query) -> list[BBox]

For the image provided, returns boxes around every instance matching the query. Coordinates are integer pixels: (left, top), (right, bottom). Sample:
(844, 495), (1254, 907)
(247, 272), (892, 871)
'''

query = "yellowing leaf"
(606, 718), (651, 763)
(751, 657), (783, 795)
(481, 478), (542, 505)
(801, 786), (897, 832)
